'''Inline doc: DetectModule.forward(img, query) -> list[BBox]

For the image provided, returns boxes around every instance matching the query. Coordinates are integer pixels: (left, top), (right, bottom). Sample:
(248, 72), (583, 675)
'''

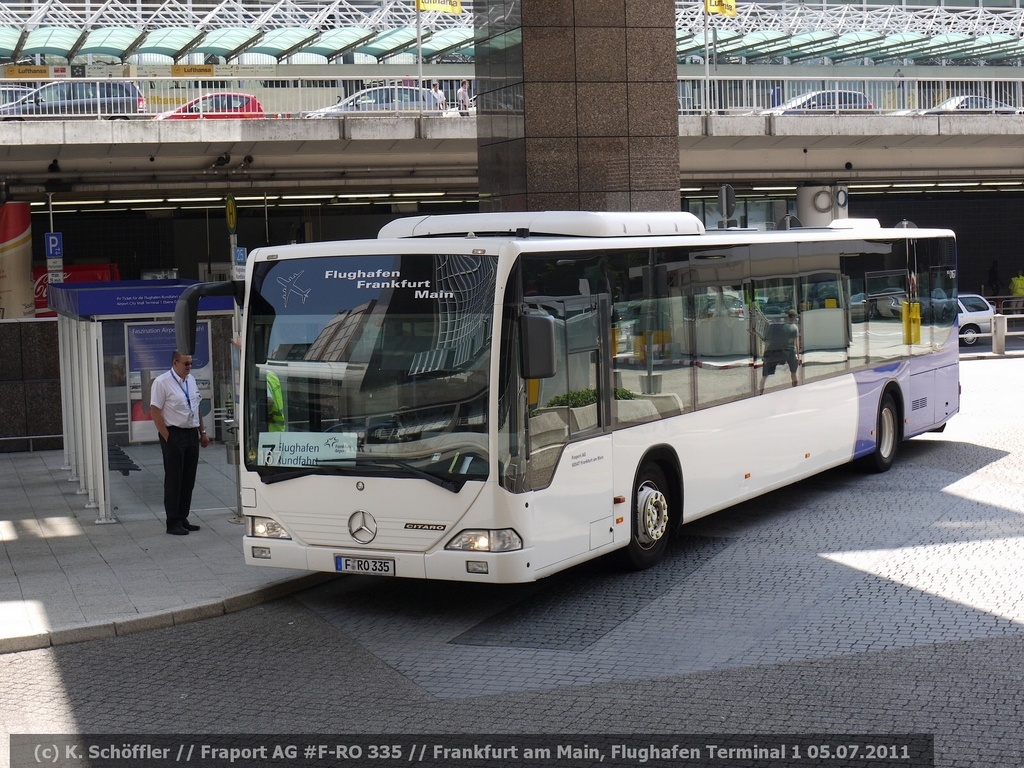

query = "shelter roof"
(2, 1), (1024, 65)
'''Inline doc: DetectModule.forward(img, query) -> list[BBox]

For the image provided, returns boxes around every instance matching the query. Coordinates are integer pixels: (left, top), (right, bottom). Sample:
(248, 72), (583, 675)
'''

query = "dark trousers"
(160, 425), (199, 529)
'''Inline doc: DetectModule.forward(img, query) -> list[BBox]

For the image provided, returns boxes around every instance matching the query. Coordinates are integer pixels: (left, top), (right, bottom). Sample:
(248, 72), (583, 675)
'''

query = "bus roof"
(376, 211), (707, 240)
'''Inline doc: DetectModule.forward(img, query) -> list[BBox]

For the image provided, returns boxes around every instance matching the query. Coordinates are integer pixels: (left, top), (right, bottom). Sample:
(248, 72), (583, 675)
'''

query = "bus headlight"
(248, 516), (291, 539)
(445, 529), (523, 552)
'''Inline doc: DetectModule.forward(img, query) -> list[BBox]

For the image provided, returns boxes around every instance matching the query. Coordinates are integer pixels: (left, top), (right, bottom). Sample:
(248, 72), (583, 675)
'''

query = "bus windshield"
(244, 252), (496, 489)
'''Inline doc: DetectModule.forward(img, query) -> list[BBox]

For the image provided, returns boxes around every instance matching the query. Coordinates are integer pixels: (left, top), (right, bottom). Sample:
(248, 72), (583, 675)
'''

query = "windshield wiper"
(259, 457), (467, 492)
(311, 457), (463, 493)
(374, 458), (462, 492)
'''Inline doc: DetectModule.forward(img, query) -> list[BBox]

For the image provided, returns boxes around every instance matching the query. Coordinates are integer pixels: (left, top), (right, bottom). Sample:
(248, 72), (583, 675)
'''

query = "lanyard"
(175, 373), (193, 422)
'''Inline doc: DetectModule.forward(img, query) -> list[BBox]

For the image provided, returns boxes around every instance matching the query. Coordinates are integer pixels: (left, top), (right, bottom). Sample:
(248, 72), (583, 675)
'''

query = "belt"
(168, 425), (197, 431)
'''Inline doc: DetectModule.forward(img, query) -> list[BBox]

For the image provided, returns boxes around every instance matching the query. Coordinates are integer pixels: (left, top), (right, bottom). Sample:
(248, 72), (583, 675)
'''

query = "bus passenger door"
(528, 295), (616, 571)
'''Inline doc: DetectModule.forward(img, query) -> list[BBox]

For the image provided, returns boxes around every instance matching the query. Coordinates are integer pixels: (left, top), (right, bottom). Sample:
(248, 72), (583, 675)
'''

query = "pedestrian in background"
(457, 80), (471, 116)
(429, 81), (447, 111)
(150, 350), (209, 535)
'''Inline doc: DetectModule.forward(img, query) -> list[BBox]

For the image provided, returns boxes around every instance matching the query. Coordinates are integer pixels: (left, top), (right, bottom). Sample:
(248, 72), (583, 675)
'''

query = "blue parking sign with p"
(45, 232), (63, 259)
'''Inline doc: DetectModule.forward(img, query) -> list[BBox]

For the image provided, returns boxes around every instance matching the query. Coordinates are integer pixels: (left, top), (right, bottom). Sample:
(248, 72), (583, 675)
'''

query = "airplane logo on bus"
(277, 270), (310, 307)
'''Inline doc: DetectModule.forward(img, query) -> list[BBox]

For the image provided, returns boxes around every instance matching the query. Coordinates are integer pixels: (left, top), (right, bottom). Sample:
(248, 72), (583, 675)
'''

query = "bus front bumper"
(243, 536), (538, 583)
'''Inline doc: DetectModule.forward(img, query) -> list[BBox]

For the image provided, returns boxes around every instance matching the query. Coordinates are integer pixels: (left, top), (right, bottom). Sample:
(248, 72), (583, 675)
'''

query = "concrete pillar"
(993, 313), (1006, 355)
(795, 185), (850, 227)
(475, 0), (679, 212)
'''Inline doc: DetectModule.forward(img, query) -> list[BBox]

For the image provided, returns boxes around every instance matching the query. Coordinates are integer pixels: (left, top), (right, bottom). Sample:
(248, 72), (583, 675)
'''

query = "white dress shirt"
(150, 368), (201, 429)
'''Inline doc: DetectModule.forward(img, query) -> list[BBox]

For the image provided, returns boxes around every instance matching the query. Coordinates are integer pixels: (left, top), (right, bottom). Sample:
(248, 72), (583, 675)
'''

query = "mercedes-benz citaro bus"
(175, 211), (958, 583)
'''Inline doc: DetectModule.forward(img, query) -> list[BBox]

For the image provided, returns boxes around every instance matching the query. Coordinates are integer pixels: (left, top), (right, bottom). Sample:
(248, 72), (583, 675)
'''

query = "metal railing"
(0, 76), (475, 120)
(4, 74), (1024, 120)
(679, 75), (1024, 115)
(968, 314), (1024, 353)
(0, 434), (62, 451)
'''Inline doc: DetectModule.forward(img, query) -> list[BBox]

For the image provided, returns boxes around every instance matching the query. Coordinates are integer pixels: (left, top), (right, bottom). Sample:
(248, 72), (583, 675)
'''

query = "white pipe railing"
(3, 75), (1024, 118)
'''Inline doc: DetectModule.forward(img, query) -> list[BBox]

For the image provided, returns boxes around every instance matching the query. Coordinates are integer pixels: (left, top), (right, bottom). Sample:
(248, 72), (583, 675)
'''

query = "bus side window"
(799, 271), (849, 380)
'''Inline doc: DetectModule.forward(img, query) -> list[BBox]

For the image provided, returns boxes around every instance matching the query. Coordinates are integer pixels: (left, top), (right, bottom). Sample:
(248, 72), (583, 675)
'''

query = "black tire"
(959, 324), (980, 346)
(621, 460), (672, 570)
(857, 393), (899, 473)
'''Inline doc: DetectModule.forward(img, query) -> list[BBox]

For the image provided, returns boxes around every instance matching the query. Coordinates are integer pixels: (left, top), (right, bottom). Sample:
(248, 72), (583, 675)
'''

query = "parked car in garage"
(154, 93), (264, 120)
(443, 96), (476, 117)
(0, 80), (146, 119)
(759, 89), (873, 116)
(303, 85), (438, 118)
(957, 293), (995, 346)
(0, 84), (33, 105)
(921, 95), (1017, 115)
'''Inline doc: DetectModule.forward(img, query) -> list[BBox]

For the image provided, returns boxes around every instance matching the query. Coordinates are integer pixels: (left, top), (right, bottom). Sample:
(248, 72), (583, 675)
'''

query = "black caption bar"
(11, 734), (934, 768)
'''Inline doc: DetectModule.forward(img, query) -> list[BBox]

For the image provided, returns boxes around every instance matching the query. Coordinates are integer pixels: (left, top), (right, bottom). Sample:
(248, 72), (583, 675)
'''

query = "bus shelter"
(48, 280), (234, 523)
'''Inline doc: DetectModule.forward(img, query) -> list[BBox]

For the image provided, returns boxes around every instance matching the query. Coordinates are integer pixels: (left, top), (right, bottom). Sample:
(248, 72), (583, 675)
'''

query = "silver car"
(957, 293), (995, 346)
(921, 96), (1016, 115)
(0, 85), (32, 105)
(303, 86), (439, 118)
(0, 80), (146, 119)
(760, 89), (873, 116)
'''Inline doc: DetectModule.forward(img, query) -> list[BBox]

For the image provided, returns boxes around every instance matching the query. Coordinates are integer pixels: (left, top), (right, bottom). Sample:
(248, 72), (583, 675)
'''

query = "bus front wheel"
(858, 393), (899, 473)
(622, 461), (671, 570)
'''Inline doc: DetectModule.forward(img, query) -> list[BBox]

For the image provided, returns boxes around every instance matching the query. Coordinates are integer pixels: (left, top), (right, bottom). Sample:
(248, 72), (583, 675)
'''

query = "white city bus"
(177, 211), (959, 583)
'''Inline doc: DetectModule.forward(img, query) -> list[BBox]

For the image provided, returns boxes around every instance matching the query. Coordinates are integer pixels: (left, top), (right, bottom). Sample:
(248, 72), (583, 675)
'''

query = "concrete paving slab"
(0, 441), (322, 654)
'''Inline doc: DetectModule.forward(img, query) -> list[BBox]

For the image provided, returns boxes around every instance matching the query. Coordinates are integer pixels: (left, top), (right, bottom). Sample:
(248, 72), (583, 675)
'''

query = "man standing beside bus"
(150, 350), (210, 535)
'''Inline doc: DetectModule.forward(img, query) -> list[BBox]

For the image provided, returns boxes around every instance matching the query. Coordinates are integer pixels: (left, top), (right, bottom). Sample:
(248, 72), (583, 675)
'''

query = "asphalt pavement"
(1, 355), (1023, 768)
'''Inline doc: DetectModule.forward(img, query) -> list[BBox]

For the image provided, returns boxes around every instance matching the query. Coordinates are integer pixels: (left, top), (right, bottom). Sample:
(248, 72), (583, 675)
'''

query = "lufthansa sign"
(171, 64), (215, 77)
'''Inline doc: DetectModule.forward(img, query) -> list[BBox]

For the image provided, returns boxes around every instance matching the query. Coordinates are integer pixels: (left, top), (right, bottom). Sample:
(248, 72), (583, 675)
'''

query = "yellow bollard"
(902, 301), (921, 344)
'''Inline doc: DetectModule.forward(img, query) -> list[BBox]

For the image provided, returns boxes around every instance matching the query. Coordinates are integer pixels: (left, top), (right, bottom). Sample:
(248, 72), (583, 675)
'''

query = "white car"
(759, 89), (873, 116)
(443, 96), (476, 117)
(957, 293), (995, 346)
(304, 86), (436, 118)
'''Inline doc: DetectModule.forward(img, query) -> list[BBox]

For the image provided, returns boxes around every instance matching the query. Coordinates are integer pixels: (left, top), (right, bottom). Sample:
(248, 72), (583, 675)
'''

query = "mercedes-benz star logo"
(347, 510), (377, 544)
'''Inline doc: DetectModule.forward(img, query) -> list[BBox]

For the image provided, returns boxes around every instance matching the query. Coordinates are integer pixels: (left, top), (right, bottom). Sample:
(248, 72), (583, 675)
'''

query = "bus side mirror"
(520, 311), (556, 379)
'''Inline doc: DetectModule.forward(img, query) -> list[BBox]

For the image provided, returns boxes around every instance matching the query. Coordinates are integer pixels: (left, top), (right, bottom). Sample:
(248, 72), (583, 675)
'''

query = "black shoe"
(182, 521), (201, 531)
(166, 526), (189, 535)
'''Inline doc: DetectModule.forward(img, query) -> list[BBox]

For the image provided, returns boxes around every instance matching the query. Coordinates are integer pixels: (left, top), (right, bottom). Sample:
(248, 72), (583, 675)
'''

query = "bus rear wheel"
(622, 461), (671, 570)
(858, 393), (898, 473)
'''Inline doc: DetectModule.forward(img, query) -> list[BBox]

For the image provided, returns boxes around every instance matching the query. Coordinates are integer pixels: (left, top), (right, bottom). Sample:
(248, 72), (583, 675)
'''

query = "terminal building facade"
(2, 0), (1023, 451)
(0, 0), (1022, 290)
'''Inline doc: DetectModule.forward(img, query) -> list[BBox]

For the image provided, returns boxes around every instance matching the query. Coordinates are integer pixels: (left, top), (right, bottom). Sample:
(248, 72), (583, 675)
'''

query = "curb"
(0, 573), (334, 655)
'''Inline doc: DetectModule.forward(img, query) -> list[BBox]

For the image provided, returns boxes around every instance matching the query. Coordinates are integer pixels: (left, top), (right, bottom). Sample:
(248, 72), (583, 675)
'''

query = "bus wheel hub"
(636, 483), (668, 546)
